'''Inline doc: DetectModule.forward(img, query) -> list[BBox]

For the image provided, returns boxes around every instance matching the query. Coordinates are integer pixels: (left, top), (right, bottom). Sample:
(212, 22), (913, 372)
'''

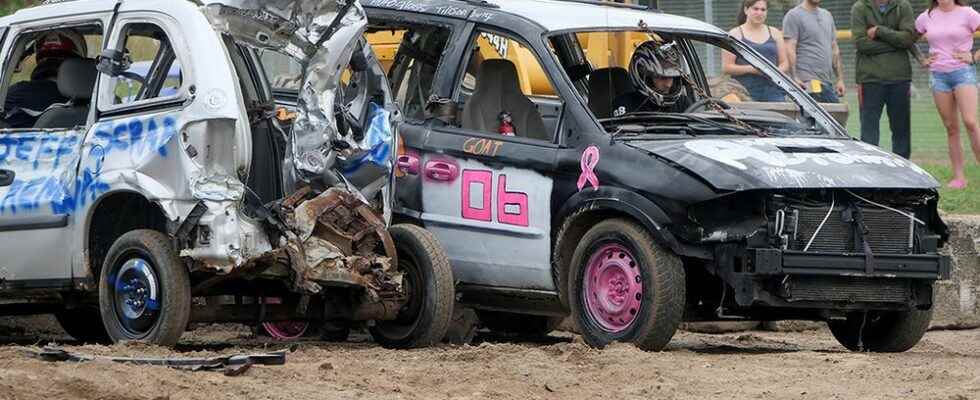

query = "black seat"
(588, 67), (633, 119)
(33, 58), (97, 129)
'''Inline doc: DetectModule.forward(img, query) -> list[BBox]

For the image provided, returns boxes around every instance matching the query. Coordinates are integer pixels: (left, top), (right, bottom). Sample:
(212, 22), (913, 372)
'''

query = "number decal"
(461, 170), (492, 222)
(461, 170), (529, 227)
(496, 175), (529, 227)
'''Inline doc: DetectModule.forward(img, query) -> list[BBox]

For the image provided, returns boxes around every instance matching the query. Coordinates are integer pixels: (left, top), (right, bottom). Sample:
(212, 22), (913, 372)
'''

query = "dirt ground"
(0, 318), (978, 400)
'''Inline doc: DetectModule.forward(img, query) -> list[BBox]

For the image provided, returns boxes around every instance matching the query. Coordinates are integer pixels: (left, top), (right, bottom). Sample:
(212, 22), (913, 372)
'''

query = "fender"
(556, 186), (680, 254)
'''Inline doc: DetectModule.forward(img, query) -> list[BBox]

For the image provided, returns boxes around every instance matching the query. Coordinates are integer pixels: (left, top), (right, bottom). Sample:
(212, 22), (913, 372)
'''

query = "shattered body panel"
(200, 0), (401, 296)
(0, 0), (400, 308)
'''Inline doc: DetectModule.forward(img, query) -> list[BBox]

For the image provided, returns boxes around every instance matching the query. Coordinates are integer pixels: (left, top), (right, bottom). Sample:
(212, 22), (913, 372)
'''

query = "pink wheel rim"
(260, 297), (308, 340)
(583, 243), (643, 332)
(262, 321), (309, 340)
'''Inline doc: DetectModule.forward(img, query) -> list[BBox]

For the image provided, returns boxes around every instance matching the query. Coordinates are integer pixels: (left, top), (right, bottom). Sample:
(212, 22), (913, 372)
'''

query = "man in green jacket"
(852, 0), (919, 159)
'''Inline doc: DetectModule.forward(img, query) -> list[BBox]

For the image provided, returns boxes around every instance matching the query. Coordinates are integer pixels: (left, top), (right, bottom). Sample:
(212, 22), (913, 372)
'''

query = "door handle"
(424, 160), (459, 182)
(0, 169), (14, 187)
(397, 154), (420, 175)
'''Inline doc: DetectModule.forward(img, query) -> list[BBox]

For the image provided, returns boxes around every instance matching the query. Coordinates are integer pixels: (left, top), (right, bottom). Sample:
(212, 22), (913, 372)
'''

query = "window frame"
(0, 19), (106, 125)
(449, 25), (567, 144)
(96, 14), (190, 116)
(384, 23), (455, 123)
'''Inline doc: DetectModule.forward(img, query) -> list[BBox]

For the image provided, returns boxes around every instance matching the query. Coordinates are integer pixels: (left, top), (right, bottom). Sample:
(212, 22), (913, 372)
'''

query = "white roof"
(491, 0), (725, 34)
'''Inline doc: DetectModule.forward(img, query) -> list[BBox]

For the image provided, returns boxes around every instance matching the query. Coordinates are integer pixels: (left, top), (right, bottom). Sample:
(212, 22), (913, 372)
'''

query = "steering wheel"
(684, 98), (733, 114)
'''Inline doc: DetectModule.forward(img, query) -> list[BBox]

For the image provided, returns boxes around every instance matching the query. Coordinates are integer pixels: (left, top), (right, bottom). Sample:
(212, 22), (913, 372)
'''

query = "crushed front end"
(684, 189), (950, 320)
(196, 0), (406, 320)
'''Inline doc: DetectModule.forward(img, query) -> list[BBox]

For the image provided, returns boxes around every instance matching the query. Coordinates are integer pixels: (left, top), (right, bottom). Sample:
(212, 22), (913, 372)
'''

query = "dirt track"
(1, 318), (979, 400)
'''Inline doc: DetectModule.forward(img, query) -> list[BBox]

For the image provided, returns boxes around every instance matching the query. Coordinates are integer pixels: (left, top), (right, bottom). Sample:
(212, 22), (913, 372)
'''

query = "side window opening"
(0, 25), (103, 129)
(372, 24), (451, 121)
(108, 23), (183, 107)
(456, 29), (562, 142)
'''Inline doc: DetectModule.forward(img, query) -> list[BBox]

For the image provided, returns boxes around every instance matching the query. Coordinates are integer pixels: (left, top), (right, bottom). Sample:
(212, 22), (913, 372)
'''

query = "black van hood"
(627, 137), (939, 191)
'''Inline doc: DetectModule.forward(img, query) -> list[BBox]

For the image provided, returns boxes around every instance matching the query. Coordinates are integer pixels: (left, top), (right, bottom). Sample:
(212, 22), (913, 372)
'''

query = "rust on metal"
(274, 187), (401, 300)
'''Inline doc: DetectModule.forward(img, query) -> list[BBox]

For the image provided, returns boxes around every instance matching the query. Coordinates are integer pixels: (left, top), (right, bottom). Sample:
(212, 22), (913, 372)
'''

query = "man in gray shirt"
(782, 0), (846, 103)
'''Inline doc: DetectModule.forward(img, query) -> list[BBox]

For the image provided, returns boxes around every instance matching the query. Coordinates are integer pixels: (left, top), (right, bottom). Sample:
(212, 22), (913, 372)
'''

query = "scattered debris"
(27, 346), (287, 373)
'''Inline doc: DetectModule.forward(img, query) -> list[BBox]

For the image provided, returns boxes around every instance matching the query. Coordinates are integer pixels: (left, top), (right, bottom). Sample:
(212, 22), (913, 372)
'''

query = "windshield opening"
(547, 29), (844, 139)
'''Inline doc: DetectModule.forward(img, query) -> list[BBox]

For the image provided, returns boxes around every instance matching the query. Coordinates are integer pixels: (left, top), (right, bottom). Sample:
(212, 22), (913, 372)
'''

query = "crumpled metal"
(202, 0), (384, 186)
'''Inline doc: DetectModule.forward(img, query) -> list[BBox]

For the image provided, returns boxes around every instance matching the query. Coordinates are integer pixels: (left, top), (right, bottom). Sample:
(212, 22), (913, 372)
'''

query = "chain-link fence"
(661, 0), (980, 163)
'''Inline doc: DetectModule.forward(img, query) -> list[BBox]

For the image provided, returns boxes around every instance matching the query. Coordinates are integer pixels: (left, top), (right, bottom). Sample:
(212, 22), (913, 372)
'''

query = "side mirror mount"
(96, 49), (131, 77)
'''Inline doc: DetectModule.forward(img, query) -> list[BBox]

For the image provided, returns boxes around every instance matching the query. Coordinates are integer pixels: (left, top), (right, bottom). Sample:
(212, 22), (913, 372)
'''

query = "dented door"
(0, 19), (104, 285)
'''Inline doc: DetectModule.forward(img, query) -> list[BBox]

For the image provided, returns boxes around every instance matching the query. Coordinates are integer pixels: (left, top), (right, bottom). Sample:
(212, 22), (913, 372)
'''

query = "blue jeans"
(931, 67), (977, 93)
(809, 81), (840, 103)
(746, 84), (786, 102)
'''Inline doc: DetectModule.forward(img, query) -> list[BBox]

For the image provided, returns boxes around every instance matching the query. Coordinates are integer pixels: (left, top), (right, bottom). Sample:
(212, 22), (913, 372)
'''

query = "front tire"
(828, 309), (932, 352)
(369, 224), (454, 348)
(98, 230), (191, 346)
(569, 218), (685, 351)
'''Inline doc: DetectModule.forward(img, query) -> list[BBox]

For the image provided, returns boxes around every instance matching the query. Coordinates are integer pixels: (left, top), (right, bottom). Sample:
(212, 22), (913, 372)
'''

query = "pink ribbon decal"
(577, 145), (600, 191)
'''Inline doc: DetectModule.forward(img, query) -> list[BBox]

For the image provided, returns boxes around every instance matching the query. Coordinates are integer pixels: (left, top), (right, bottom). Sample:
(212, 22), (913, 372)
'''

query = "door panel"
(417, 132), (555, 290)
(0, 129), (86, 281)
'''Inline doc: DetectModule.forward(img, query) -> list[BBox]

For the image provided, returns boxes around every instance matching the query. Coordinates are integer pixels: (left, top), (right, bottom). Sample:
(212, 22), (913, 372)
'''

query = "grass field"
(837, 93), (980, 214)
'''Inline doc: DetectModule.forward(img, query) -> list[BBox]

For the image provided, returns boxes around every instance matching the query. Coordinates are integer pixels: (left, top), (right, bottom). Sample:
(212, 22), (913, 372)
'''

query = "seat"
(34, 58), (98, 129)
(461, 59), (548, 141)
(587, 67), (632, 119)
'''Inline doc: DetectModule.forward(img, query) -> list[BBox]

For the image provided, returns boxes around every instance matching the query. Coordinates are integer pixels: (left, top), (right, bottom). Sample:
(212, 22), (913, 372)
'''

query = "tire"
(98, 230), (191, 346)
(55, 306), (110, 343)
(369, 224), (454, 349)
(318, 321), (352, 342)
(827, 309), (932, 353)
(478, 311), (561, 337)
(569, 218), (685, 351)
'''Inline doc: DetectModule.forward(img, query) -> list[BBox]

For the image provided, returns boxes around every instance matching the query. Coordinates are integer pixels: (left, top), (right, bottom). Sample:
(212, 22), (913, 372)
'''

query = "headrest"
(57, 58), (97, 100)
(474, 59), (522, 96)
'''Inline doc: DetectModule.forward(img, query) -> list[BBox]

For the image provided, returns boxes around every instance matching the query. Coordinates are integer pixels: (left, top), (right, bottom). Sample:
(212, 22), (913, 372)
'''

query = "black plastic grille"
(789, 206), (913, 255)
(786, 276), (912, 304)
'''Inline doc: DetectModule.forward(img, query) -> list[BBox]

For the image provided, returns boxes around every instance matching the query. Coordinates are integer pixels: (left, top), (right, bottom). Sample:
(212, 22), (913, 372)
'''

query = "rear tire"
(55, 306), (110, 343)
(828, 309), (932, 352)
(569, 218), (685, 351)
(98, 230), (191, 346)
(478, 311), (561, 337)
(369, 224), (454, 348)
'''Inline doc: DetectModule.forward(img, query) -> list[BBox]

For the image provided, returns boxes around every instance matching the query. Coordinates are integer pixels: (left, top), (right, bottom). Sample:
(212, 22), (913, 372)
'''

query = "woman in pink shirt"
(917, 0), (980, 189)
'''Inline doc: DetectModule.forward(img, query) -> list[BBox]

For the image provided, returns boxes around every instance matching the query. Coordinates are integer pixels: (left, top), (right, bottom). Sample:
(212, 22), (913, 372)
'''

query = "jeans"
(930, 66), (977, 93)
(859, 81), (912, 159)
(809, 80), (840, 103)
(746, 84), (786, 102)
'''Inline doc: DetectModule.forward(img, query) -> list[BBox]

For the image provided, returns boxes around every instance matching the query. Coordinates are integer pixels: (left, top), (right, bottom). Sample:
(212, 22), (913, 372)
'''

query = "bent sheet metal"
(203, 0), (399, 295)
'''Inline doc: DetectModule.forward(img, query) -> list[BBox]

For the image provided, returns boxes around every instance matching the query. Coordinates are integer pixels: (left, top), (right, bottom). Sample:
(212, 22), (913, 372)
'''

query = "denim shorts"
(931, 67), (977, 93)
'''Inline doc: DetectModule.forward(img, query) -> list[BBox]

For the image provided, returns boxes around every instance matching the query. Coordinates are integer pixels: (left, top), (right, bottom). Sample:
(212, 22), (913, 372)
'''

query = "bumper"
(749, 249), (951, 281)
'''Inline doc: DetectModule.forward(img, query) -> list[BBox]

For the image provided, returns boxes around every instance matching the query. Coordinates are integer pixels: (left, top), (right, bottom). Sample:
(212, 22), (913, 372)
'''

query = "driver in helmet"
(3, 30), (86, 128)
(612, 40), (692, 117)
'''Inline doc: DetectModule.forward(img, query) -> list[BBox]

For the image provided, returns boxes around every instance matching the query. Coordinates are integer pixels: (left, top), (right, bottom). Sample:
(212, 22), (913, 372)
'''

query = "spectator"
(916, 0), (980, 189)
(722, 0), (790, 102)
(782, 0), (846, 103)
(852, 0), (918, 160)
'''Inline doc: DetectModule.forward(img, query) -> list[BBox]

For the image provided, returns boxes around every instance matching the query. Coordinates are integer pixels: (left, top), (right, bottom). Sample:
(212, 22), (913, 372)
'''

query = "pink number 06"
(461, 170), (529, 227)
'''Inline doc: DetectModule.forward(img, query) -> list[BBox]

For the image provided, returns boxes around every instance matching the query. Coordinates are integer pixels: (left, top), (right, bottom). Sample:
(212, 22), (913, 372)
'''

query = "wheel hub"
(113, 258), (160, 335)
(583, 244), (643, 333)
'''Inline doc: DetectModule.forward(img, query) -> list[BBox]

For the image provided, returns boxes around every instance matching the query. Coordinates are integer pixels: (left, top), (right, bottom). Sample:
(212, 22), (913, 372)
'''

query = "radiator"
(788, 205), (913, 255)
